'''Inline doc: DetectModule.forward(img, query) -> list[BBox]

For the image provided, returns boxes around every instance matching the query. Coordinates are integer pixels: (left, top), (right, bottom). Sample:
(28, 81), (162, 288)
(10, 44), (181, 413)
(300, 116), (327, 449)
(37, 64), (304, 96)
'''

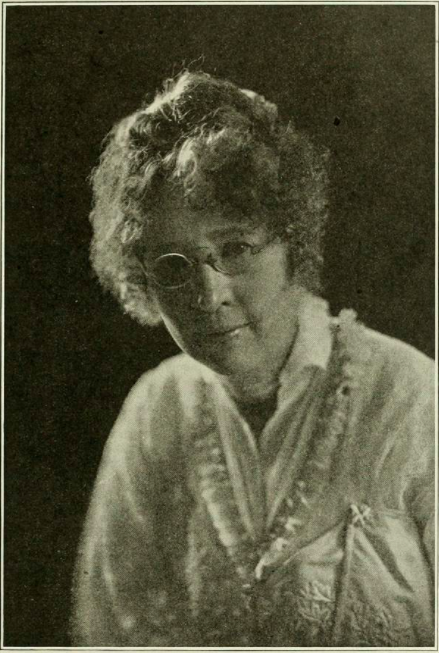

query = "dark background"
(4, 4), (435, 646)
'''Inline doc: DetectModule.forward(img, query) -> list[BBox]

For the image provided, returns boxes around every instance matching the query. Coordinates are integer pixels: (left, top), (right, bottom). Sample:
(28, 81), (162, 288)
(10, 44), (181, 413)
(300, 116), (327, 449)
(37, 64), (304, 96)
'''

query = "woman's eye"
(221, 241), (252, 260)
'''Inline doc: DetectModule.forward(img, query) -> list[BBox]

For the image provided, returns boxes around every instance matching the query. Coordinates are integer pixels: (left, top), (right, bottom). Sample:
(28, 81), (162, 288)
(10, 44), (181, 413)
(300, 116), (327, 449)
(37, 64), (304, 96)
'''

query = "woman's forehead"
(146, 200), (260, 253)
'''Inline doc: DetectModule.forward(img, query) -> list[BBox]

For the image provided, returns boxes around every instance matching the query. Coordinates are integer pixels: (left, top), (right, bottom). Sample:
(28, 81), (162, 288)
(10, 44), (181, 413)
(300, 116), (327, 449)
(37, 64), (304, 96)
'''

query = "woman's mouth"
(206, 323), (251, 339)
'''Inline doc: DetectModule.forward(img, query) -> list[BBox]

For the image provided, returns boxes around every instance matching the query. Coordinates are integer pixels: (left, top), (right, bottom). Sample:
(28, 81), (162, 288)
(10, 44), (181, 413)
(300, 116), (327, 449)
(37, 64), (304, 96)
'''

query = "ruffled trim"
(193, 386), (258, 587)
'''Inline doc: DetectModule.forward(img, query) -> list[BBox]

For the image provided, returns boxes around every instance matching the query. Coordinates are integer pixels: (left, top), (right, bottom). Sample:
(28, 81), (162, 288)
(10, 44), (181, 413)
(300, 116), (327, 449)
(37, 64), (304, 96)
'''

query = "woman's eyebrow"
(148, 224), (259, 257)
(155, 240), (180, 252)
(207, 223), (257, 238)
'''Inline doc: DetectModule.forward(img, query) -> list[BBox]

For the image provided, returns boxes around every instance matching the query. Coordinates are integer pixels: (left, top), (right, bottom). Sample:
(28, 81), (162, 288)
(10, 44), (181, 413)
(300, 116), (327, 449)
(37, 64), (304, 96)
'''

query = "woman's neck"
(234, 392), (278, 441)
(220, 366), (281, 403)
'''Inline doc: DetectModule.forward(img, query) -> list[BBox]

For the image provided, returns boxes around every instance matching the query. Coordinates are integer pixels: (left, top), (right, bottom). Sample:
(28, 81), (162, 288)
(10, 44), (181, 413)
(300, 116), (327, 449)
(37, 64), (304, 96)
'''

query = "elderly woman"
(73, 72), (434, 647)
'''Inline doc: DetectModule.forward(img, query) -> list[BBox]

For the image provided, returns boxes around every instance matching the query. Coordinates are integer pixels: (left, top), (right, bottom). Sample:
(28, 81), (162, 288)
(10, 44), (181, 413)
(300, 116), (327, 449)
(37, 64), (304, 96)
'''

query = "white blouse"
(73, 296), (435, 647)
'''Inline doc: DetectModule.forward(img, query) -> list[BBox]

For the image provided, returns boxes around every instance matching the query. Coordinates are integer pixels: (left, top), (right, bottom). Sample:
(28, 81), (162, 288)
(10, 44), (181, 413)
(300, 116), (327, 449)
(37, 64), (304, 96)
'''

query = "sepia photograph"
(2, 1), (437, 649)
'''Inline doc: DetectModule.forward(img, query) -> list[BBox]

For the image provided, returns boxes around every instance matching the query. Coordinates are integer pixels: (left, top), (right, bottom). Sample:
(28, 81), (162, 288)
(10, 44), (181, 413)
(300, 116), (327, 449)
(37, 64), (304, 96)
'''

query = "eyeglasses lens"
(154, 254), (192, 288)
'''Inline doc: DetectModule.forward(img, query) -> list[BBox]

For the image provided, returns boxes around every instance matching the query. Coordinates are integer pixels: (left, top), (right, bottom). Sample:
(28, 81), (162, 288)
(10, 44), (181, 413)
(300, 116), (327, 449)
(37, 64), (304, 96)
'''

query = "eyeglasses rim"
(136, 229), (286, 289)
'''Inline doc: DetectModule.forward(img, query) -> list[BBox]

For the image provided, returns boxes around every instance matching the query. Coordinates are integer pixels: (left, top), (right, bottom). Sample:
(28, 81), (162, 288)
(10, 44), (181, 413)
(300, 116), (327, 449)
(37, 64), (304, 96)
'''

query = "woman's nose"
(192, 264), (232, 313)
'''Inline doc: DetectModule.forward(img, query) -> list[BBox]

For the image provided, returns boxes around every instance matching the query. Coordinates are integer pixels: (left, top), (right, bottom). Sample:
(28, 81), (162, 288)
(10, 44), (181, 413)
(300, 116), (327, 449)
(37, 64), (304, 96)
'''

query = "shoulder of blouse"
(127, 352), (216, 414)
(336, 322), (435, 473)
(104, 353), (215, 464)
(358, 326), (434, 400)
(328, 313), (433, 423)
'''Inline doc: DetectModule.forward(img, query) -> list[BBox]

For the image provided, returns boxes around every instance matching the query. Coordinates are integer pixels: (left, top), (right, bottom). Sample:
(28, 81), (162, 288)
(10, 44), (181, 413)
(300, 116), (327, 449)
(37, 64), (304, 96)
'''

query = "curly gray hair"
(89, 71), (329, 325)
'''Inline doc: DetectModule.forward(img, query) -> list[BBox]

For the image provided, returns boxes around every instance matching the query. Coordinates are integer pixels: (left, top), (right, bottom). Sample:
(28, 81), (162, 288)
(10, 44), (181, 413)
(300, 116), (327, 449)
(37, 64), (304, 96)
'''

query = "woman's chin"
(189, 346), (256, 378)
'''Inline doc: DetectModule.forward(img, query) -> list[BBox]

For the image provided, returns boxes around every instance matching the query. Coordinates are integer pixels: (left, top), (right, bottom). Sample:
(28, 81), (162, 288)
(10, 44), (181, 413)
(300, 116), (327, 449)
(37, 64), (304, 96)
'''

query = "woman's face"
(146, 198), (304, 393)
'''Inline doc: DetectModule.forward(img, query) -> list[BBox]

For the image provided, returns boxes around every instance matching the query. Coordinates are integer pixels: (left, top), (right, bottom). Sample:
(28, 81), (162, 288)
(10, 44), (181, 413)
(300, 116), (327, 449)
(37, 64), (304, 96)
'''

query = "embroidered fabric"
(267, 579), (414, 647)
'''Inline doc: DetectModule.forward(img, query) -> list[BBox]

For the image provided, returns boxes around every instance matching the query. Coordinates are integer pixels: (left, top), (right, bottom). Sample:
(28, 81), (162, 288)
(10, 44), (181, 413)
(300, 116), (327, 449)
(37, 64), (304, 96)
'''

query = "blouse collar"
(277, 292), (332, 402)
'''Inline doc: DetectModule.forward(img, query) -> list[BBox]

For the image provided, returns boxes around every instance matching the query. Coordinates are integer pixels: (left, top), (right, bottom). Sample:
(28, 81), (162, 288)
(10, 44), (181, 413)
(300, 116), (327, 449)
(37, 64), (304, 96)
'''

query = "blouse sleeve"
(72, 372), (192, 646)
(402, 354), (436, 572)
(363, 335), (436, 576)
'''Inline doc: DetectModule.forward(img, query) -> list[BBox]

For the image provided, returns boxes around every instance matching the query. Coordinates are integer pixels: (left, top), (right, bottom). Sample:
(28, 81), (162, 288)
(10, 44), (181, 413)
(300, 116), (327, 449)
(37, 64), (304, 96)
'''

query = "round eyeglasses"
(137, 232), (280, 289)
